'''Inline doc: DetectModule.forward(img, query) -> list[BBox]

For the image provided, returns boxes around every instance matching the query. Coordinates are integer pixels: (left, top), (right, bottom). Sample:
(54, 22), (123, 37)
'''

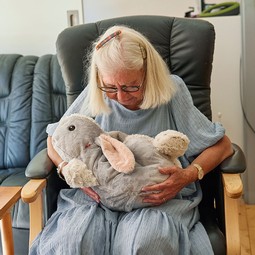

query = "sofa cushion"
(0, 54), (66, 170)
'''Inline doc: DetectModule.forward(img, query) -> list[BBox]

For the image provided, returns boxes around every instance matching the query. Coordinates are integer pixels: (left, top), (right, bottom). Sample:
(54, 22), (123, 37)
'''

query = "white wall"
(83, 0), (198, 23)
(0, 0), (83, 55)
(202, 16), (243, 148)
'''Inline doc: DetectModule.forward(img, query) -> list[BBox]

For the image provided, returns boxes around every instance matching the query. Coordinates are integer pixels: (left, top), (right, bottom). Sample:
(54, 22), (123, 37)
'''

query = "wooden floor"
(239, 199), (255, 254)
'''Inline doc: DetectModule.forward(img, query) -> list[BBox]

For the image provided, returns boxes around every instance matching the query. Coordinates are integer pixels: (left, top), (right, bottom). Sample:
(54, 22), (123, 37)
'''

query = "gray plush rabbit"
(52, 114), (190, 212)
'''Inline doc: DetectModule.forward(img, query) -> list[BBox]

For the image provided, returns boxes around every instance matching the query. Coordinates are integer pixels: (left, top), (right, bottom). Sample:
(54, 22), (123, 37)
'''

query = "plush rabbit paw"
(153, 130), (190, 158)
(62, 158), (99, 188)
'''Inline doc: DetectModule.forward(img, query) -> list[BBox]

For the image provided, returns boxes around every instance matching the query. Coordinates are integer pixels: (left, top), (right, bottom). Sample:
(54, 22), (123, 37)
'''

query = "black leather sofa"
(0, 54), (67, 255)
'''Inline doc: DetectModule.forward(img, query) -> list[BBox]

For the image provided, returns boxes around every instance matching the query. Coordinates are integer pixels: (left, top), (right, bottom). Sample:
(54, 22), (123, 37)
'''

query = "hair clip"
(139, 44), (147, 59)
(96, 30), (122, 50)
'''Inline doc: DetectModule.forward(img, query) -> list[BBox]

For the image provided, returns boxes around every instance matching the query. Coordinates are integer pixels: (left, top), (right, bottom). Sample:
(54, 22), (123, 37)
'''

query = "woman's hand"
(141, 166), (195, 205)
(141, 136), (233, 206)
(80, 187), (100, 203)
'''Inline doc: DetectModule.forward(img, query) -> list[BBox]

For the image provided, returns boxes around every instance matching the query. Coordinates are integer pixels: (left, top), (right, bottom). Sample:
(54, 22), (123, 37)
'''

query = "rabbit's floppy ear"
(97, 134), (135, 173)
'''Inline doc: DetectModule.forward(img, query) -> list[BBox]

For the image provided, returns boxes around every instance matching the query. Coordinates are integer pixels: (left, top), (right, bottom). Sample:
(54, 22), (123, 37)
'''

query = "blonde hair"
(85, 25), (176, 116)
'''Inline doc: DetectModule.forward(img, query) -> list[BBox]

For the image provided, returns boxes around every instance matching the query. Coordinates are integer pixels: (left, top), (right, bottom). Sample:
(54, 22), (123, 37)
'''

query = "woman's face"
(100, 69), (145, 110)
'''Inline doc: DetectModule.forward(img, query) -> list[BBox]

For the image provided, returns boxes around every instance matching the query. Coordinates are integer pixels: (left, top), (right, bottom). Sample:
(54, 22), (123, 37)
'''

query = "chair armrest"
(0, 187), (22, 218)
(222, 173), (243, 199)
(21, 179), (46, 246)
(25, 148), (55, 178)
(0, 187), (22, 254)
(222, 173), (243, 255)
(21, 179), (47, 204)
(218, 143), (246, 174)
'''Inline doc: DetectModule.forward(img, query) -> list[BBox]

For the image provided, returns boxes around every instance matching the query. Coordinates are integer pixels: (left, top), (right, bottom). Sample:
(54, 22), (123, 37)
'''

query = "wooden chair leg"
(224, 191), (241, 255)
(1, 212), (14, 255)
(21, 179), (46, 247)
(29, 193), (44, 247)
(222, 173), (243, 255)
(0, 186), (22, 255)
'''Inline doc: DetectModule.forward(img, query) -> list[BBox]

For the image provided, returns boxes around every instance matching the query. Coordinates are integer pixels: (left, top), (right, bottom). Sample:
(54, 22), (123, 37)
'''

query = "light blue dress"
(30, 75), (224, 254)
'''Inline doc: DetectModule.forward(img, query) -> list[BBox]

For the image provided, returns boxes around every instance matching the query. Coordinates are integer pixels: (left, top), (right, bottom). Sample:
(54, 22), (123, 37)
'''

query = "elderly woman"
(29, 26), (233, 255)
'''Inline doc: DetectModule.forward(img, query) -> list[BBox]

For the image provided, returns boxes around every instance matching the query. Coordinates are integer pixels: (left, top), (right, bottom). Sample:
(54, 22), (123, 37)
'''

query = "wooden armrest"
(21, 179), (47, 204)
(222, 173), (243, 255)
(0, 187), (22, 255)
(0, 187), (22, 219)
(21, 179), (47, 246)
(222, 173), (243, 199)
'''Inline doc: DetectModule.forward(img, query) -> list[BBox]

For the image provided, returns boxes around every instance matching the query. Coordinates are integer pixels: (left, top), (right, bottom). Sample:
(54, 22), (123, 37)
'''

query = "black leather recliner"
(0, 54), (67, 255)
(22, 16), (246, 255)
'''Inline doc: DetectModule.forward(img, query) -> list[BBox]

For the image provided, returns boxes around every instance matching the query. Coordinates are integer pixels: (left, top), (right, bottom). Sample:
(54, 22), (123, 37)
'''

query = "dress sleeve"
(46, 87), (89, 136)
(170, 75), (225, 161)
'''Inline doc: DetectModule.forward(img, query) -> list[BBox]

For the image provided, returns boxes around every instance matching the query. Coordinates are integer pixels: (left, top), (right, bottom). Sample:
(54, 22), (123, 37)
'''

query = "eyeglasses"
(97, 84), (141, 93)
(97, 73), (145, 93)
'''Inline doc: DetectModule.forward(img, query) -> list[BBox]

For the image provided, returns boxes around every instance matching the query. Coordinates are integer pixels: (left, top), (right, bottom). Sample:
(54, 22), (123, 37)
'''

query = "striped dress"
(30, 75), (224, 254)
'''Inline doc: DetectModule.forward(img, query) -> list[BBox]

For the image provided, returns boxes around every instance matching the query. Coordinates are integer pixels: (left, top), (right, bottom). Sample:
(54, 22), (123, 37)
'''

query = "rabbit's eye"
(68, 125), (75, 131)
